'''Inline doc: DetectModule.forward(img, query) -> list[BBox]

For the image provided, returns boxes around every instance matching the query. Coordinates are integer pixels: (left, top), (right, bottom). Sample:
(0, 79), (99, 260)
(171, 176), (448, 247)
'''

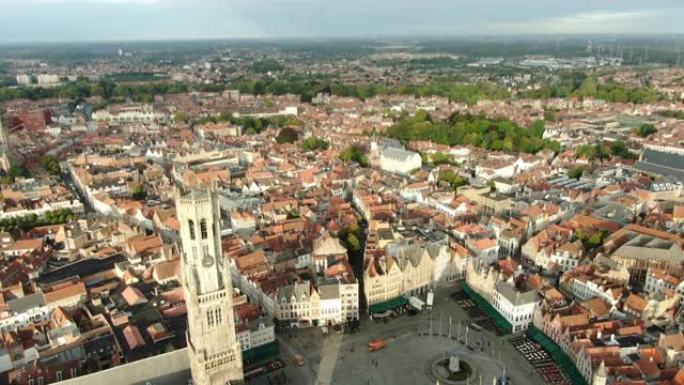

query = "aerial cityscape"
(0, 1), (684, 385)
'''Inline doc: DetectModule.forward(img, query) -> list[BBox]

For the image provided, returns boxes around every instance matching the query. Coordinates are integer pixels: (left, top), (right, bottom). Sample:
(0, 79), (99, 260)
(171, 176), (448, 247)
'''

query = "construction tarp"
(460, 283), (512, 333)
(368, 296), (408, 314)
(526, 326), (588, 385)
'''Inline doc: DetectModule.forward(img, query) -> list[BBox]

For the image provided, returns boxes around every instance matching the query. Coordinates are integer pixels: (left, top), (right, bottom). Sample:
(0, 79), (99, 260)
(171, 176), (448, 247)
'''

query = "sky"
(1, 0), (684, 43)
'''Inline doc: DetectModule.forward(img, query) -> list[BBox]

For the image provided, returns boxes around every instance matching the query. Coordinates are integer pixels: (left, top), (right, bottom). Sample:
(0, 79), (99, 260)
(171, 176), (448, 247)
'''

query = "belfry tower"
(176, 188), (243, 385)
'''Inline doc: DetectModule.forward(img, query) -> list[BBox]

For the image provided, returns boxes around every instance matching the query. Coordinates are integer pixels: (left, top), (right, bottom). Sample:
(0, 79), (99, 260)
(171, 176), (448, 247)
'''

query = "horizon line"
(2, 32), (684, 47)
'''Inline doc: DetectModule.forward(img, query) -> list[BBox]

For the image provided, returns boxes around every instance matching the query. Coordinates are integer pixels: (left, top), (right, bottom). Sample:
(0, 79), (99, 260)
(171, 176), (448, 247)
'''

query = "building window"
(56, 372), (63, 382)
(215, 308), (223, 324)
(188, 220), (195, 240)
(207, 310), (215, 327)
(200, 219), (208, 239)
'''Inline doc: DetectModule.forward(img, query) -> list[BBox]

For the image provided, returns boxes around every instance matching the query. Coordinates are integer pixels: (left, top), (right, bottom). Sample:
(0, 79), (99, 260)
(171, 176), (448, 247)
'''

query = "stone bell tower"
(176, 187), (243, 385)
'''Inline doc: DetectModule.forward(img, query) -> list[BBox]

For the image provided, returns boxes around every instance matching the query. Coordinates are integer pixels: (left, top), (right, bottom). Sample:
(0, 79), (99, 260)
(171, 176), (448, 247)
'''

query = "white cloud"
(489, 9), (667, 34)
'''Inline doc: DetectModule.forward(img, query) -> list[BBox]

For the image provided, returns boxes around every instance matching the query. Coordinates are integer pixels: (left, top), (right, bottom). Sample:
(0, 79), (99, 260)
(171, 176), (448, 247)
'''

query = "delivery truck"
(368, 339), (386, 352)
(409, 296), (425, 311)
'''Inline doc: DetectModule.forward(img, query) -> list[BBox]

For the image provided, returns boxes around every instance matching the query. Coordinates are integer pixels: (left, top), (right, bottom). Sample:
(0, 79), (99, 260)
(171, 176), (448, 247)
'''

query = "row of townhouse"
(273, 276), (359, 328)
(363, 234), (468, 307)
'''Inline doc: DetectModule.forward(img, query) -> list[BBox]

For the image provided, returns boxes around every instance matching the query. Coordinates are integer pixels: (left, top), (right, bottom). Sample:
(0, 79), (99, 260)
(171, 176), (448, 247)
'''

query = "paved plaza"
(249, 287), (547, 385)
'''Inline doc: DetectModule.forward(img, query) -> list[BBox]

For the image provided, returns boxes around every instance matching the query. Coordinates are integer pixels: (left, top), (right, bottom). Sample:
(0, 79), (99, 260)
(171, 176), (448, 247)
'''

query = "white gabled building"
(379, 147), (422, 175)
(493, 282), (539, 333)
(235, 317), (275, 353)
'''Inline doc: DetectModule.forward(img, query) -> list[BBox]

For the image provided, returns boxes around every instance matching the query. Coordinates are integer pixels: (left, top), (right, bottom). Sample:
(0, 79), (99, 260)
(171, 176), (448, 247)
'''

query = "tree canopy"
(0, 209), (76, 232)
(633, 123), (657, 137)
(567, 167), (585, 180)
(131, 185), (147, 201)
(339, 145), (369, 167)
(438, 170), (469, 190)
(300, 136), (330, 151)
(275, 127), (299, 144)
(521, 72), (665, 104)
(41, 155), (61, 176)
(386, 110), (560, 154)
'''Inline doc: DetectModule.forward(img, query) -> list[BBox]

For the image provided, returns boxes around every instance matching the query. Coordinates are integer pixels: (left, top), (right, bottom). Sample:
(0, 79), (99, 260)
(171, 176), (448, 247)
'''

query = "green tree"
(633, 123), (656, 137)
(276, 127), (299, 144)
(567, 167), (585, 179)
(530, 120), (545, 138)
(344, 232), (361, 252)
(98, 78), (116, 99)
(386, 111), (559, 154)
(543, 109), (557, 122)
(609, 140), (637, 160)
(300, 137), (330, 151)
(251, 59), (284, 74)
(41, 155), (61, 175)
(430, 152), (454, 165)
(8, 165), (29, 179)
(339, 145), (368, 167)
(131, 185), (146, 201)
(438, 170), (468, 190)
(174, 111), (189, 122)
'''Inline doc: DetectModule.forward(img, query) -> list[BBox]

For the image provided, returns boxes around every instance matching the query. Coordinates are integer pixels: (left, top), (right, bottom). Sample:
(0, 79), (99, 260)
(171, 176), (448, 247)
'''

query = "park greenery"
(633, 123), (657, 137)
(438, 170), (469, 191)
(339, 145), (369, 167)
(251, 59), (284, 74)
(41, 155), (61, 176)
(195, 112), (303, 135)
(386, 110), (560, 154)
(543, 109), (557, 122)
(0, 209), (77, 232)
(338, 223), (364, 265)
(275, 127), (300, 144)
(131, 185), (147, 201)
(1, 165), (30, 185)
(234, 78), (510, 104)
(567, 167), (585, 180)
(0, 70), (666, 111)
(576, 140), (637, 161)
(422, 151), (458, 166)
(0, 75), (511, 107)
(574, 229), (610, 250)
(521, 72), (664, 104)
(0, 78), (208, 106)
(657, 110), (684, 119)
(300, 137), (330, 151)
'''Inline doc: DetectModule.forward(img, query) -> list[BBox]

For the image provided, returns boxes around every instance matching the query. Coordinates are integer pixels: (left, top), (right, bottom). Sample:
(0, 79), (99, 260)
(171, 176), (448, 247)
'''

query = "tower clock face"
(202, 254), (215, 268)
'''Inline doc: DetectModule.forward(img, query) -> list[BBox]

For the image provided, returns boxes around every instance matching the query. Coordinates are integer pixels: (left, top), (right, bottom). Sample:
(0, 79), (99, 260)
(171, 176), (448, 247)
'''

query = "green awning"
(369, 296), (408, 314)
(242, 341), (279, 363)
(526, 326), (588, 385)
(461, 283), (512, 333)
